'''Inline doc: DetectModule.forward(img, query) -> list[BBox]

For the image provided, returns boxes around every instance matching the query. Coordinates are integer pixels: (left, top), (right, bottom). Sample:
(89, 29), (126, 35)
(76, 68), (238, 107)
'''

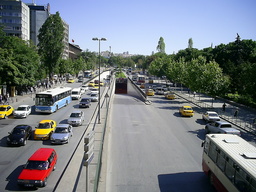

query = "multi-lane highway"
(0, 72), (109, 192)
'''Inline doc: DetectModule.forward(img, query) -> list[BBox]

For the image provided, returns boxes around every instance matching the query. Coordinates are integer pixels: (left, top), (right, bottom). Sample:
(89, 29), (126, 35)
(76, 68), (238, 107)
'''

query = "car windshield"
(91, 94), (97, 97)
(25, 161), (49, 170)
(55, 127), (68, 133)
(12, 129), (25, 135)
(38, 123), (51, 129)
(0, 107), (7, 111)
(81, 99), (89, 102)
(184, 108), (192, 110)
(70, 113), (81, 117)
(16, 107), (27, 111)
(221, 124), (232, 128)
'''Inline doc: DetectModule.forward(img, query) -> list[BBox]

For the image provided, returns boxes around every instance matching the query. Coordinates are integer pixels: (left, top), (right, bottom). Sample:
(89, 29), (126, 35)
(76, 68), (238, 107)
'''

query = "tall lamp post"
(92, 37), (107, 124)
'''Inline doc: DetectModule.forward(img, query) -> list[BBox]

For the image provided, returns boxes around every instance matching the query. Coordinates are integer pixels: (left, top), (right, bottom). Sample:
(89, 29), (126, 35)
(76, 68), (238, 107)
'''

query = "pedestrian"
(193, 91), (196, 97)
(234, 109), (238, 118)
(0, 94), (2, 104)
(222, 103), (226, 112)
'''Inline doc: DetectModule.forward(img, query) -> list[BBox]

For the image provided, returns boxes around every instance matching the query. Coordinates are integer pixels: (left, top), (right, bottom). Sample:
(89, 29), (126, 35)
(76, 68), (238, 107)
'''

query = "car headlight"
(19, 138), (24, 142)
(7, 137), (10, 141)
(63, 136), (68, 140)
(34, 180), (43, 184)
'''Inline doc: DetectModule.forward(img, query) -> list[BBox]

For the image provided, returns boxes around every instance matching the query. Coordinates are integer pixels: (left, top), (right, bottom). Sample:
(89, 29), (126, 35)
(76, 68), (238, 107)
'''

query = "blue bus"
(35, 87), (72, 113)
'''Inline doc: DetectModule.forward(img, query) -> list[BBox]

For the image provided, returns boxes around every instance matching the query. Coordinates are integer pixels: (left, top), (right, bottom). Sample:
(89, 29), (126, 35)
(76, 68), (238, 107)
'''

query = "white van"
(71, 88), (81, 100)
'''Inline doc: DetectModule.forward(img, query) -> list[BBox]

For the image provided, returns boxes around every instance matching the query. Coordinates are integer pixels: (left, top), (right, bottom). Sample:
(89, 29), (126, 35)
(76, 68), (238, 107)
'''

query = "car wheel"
(205, 127), (210, 134)
(22, 139), (27, 146)
(4, 115), (7, 119)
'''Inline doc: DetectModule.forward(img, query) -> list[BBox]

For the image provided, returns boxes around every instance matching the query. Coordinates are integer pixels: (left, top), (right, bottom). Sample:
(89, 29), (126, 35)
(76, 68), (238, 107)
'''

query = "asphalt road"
(0, 72), (109, 192)
(105, 93), (217, 192)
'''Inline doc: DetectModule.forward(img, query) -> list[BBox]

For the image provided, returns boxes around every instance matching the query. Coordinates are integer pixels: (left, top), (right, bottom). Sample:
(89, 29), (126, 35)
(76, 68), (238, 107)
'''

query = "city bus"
(35, 87), (72, 113)
(137, 75), (145, 85)
(202, 134), (256, 192)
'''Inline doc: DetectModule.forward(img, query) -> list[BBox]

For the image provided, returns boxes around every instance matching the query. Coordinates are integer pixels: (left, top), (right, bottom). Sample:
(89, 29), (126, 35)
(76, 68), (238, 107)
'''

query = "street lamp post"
(92, 37), (107, 124)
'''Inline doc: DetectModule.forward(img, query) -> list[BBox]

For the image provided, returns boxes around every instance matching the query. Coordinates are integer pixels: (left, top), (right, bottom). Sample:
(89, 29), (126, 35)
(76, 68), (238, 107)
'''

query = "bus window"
(208, 142), (217, 163)
(225, 158), (235, 182)
(216, 150), (226, 172)
(234, 168), (250, 192)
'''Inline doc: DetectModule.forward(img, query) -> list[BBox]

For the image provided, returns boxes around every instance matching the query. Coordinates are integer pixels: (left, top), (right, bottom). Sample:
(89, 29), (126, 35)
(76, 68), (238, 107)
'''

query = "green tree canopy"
(156, 37), (165, 53)
(38, 12), (65, 78)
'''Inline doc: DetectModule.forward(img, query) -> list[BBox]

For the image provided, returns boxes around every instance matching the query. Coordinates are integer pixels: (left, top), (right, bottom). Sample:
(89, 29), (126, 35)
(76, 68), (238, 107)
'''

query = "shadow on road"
(158, 172), (216, 192)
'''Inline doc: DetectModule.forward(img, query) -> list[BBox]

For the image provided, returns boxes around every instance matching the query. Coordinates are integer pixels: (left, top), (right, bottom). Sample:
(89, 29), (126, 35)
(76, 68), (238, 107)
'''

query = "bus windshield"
(35, 94), (54, 106)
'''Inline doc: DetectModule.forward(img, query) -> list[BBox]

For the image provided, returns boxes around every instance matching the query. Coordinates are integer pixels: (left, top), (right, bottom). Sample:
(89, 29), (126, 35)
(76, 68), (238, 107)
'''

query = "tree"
(156, 37), (165, 53)
(37, 12), (65, 78)
(188, 38), (193, 49)
(0, 36), (40, 86)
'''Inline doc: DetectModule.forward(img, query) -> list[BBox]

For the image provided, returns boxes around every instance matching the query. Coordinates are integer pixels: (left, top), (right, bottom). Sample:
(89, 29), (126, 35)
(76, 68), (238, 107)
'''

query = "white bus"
(35, 87), (72, 113)
(202, 134), (256, 192)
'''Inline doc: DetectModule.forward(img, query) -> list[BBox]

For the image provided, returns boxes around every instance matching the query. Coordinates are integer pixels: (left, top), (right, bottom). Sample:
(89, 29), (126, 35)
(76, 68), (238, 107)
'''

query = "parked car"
(34, 120), (57, 140)
(179, 106), (194, 117)
(0, 105), (14, 119)
(202, 111), (220, 122)
(67, 110), (85, 126)
(146, 89), (155, 96)
(79, 98), (91, 108)
(13, 105), (31, 118)
(17, 148), (57, 188)
(50, 124), (73, 144)
(90, 93), (99, 102)
(7, 125), (32, 146)
(205, 121), (241, 136)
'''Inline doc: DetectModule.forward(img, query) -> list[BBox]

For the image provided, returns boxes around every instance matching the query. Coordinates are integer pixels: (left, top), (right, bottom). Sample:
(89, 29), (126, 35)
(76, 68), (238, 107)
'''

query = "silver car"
(202, 111), (220, 122)
(205, 121), (241, 136)
(67, 110), (85, 126)
(51, 124), (73, 144)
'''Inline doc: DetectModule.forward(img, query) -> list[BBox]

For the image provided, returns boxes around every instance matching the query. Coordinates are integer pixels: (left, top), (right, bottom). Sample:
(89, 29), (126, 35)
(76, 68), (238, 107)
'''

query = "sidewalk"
(174, 89), (256, 135)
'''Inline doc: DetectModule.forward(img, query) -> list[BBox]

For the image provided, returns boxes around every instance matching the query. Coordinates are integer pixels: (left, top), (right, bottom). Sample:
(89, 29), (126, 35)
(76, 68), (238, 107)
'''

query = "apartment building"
(0, 0), (30, 41)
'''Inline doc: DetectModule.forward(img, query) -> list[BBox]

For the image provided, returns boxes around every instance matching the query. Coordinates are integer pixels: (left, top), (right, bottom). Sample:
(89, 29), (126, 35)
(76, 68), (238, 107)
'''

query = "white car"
(90, 88), (99, 95)
(202, 111), (220, 122)
(80, 85), (88, 94)
(13, 105), (31, 118)
(90, 93), (99, 102)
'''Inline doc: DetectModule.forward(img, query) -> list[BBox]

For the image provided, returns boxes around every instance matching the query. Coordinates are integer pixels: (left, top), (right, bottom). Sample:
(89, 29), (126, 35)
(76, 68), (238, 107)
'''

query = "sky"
(22, 0), (256, 55)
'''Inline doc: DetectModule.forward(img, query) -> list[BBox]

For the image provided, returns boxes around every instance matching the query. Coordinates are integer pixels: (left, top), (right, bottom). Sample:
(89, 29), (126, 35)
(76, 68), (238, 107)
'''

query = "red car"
(17, 148), (57, 188)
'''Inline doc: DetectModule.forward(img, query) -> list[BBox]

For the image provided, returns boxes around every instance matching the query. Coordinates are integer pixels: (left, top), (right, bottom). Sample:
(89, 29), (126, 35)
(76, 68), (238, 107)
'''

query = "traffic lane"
(106, 94), (214, 192)
(0, 89), (97, 191)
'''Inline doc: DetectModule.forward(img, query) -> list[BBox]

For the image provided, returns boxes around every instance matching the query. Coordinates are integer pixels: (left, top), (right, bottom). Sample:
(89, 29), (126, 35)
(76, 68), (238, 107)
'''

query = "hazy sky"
(23, 0), (256, 55)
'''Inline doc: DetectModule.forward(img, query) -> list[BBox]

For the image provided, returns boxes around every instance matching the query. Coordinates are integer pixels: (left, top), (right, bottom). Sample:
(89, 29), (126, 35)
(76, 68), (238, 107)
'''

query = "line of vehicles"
(133, 73), (254, 192)
(0, 77), (103, 189)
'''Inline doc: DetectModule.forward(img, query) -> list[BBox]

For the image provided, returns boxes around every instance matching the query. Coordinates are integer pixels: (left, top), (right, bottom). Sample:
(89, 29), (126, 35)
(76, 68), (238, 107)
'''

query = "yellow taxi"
(179, 106), (194, 117)
(165, 92), (176, 100)
(146, 89), (155, 96)
(67, 78), (75, 83)
(88, 81), (95, 87)
(34, 120), (57, 140)
(0, 105), (14, 119)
